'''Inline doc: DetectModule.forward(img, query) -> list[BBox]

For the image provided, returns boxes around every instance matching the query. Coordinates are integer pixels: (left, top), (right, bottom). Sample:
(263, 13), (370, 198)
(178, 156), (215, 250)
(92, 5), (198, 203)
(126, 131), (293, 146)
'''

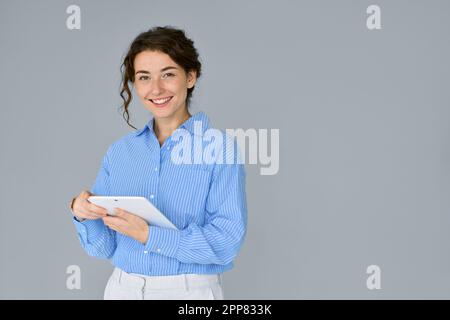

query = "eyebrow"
(135, 66), (179, 75)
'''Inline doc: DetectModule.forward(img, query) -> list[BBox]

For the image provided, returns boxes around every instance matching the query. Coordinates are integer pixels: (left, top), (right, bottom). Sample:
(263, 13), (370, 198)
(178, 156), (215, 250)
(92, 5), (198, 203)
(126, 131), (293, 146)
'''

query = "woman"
(68, 26), (247, 300)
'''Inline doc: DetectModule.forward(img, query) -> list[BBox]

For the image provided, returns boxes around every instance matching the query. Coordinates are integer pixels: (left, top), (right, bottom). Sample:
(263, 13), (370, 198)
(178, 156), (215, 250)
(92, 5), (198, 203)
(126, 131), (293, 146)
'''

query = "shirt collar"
(133, 111), (210, 137)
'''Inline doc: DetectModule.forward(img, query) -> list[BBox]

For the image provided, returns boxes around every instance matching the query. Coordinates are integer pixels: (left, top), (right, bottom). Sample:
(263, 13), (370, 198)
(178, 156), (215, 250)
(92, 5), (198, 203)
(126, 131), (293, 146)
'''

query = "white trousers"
(104, 267), (225, 300)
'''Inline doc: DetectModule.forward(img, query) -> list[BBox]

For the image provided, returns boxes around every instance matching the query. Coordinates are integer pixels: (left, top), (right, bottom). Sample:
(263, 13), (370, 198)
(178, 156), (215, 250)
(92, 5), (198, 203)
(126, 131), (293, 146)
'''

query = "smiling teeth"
(152, 97), (172, 104)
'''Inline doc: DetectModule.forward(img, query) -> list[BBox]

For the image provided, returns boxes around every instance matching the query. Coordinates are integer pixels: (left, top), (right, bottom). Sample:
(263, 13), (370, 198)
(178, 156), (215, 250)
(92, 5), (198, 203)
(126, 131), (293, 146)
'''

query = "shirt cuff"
(144, 225), (181, 258)
(72, 217), (105, 245)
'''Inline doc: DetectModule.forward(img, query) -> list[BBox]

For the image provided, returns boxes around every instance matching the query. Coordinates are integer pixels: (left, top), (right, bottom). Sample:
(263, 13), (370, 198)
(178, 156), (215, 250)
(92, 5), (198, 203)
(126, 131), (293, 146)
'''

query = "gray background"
(1, 0), (449, 299)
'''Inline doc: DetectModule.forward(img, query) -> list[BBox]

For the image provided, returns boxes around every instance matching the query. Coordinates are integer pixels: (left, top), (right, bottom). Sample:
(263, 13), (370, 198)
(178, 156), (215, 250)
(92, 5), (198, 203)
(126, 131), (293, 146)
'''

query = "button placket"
(149, 152), (161, 206)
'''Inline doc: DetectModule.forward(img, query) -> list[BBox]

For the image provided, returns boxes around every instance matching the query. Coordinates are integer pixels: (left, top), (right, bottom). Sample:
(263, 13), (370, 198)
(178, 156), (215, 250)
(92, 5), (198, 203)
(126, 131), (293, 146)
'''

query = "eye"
(162, 73), (175, 78)
(138, 75), (149, 81)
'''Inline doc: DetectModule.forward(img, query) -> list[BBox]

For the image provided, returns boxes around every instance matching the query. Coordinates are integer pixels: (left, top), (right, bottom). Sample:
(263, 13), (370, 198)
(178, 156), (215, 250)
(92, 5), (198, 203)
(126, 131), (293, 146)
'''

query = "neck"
(154, 108), (191, 143)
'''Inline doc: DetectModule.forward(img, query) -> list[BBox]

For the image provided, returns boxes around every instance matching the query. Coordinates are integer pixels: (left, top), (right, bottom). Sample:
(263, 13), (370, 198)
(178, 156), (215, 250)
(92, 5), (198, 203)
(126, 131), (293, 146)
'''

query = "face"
(133, 50), (197, 121)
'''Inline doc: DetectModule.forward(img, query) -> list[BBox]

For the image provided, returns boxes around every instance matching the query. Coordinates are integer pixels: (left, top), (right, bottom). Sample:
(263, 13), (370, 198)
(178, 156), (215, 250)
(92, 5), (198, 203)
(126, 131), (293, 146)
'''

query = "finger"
(77, 207), (104, 219)
(116, 208), (146, 225)
(87, 201), (109, 214)
(103, 216), (126, 228)
(114, 208), (135, 221)
(104, 221), (122, 234)
(86, 202), (108, 216)
(80, 190), (93, 199)
(109, 226), (122, 234)
(103, 221), (116, 230)
(102, 216), (115, 226)
(77, 212), (100, 220)
(108, 210), (128, 222)
(103, 220), (112, 228)
(113, 208), (128, 218)
(115, 208), (140, 221)
(81, 208), (105, 218)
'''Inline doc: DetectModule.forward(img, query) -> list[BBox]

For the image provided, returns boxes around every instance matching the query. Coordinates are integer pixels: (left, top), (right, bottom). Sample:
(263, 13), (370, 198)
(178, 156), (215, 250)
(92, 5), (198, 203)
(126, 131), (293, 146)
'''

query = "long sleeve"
(72, 148), (117, 259)
(144, 143), (248, 266)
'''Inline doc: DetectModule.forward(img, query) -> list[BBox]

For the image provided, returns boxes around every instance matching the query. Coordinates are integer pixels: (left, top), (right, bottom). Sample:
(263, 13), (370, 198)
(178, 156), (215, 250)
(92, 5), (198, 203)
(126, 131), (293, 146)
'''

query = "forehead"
(133, 50), (179, 70)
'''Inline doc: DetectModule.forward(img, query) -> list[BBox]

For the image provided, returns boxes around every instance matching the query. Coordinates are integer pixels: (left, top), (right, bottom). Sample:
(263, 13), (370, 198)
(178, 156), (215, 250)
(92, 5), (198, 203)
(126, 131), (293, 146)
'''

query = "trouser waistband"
(112, 268), (222, 290)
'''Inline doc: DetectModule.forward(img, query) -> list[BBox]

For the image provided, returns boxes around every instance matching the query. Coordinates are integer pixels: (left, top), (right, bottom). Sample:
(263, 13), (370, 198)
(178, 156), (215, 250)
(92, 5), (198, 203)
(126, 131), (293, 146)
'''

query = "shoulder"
(199, 127), (245, 171)
(104, 129), (144, 158)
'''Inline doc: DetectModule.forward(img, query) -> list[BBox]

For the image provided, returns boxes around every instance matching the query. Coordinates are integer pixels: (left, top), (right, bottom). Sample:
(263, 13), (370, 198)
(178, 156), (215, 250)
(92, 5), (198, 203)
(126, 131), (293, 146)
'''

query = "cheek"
(134, 84), (146, 98)
(169, 78), (187, 92)
(171, 83), (189, 98)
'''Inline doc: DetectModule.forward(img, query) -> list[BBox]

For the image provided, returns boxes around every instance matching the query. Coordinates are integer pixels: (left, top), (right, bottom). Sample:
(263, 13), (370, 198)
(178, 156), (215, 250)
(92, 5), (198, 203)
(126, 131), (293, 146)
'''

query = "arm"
(72, 148), (117, 259)
(143, 149), (248, 265)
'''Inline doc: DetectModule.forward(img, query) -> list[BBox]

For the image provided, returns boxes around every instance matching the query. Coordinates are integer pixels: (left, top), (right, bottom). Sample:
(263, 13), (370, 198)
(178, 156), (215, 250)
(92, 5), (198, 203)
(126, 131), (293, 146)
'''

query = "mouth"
(148, 96), (173, 108)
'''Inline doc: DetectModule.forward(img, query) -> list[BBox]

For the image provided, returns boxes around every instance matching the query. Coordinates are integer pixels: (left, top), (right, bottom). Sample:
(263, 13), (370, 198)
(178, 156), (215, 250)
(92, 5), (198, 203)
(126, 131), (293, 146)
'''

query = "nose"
(148, 77), (164, 97)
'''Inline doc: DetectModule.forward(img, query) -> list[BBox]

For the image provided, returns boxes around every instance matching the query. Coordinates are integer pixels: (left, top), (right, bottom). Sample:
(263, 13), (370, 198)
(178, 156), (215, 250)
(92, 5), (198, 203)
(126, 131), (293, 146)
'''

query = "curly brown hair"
(119, 26), (202, 129)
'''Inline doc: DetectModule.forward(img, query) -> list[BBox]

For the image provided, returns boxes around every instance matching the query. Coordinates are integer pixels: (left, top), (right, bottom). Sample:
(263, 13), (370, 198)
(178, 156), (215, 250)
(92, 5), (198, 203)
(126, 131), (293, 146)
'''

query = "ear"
(187, 70), (197, 89)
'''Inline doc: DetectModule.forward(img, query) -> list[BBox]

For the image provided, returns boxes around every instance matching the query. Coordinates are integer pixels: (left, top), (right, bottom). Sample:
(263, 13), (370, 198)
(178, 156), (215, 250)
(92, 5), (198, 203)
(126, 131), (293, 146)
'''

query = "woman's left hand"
(102, 208), (149, 245)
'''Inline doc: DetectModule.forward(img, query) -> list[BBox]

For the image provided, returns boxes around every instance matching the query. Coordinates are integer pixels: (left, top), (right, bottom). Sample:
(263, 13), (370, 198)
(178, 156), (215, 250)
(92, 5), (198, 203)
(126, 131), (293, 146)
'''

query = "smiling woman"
(119, 27), (202, 132)
(132, 50), (196, 126)
(68, 26), (248, 301)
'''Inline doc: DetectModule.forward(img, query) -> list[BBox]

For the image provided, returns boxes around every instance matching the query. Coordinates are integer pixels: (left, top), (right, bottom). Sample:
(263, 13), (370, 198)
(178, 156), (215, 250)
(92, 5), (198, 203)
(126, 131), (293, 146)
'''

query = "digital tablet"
(88, 196), (178, 230)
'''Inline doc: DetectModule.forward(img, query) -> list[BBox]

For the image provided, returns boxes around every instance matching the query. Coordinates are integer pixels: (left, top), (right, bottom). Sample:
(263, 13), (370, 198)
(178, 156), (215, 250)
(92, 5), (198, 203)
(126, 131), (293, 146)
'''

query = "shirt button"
(143, 250), (148, 254)
(157, 248), (161, 253)
(150, 194), (154, 199)
(154, 167), (158, 171)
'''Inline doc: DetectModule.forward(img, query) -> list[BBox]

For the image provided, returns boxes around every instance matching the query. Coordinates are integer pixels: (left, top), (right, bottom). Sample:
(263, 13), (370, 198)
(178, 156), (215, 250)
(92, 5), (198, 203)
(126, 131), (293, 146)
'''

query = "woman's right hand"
(71, 190), (108, 222)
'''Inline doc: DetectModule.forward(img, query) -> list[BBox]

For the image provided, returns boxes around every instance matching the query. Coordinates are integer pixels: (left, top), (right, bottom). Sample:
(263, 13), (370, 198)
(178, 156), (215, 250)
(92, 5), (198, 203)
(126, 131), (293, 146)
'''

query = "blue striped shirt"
(72, 111), (247, 276)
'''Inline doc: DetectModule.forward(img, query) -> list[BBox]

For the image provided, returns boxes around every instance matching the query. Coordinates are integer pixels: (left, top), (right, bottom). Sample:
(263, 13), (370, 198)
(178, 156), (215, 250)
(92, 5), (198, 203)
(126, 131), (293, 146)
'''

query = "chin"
(149, 106), (178, 119)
